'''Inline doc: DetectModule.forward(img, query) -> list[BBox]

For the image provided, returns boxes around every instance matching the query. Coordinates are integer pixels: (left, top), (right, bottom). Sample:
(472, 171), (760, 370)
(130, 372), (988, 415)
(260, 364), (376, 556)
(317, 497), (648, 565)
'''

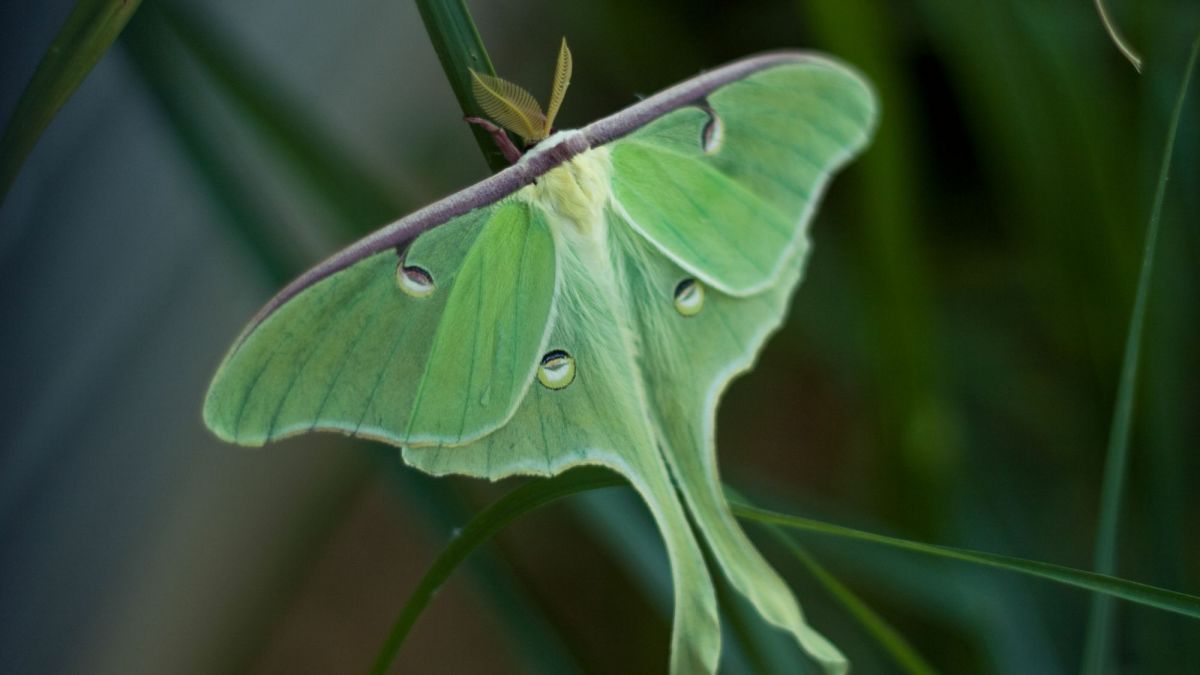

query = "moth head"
(470, 38), (572, 145)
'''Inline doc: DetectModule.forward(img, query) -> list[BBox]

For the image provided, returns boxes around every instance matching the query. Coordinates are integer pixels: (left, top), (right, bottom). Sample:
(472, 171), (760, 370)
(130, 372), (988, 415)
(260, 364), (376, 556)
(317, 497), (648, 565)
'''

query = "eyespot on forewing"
(397, 263), (435, 298)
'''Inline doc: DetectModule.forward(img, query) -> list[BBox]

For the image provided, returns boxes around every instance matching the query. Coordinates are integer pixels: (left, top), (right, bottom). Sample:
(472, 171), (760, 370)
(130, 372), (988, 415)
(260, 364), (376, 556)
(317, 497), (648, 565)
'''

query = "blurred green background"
(1, 0), (1197, 673)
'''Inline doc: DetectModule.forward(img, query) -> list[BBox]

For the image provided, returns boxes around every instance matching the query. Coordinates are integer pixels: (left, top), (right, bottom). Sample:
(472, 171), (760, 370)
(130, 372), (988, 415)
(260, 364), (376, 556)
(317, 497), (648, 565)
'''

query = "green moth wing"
(204, 51), (876, 675)
(204, 201), (556, 446)
(609, 61), (873, 296)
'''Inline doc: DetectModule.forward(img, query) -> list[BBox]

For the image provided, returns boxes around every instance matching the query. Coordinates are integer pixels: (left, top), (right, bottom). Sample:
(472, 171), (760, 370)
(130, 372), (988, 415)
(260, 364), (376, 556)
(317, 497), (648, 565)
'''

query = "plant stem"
(414, 0), (512, 173)
(1093, 0), (1143, 73)
(1081, 32), (1200, 675)
(366, 468), (624, 675)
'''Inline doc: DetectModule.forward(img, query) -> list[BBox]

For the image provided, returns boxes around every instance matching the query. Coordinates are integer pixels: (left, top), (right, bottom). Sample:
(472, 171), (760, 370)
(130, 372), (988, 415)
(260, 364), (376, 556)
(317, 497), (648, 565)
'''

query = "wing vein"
(309, 273), (392, 430)
(264, 275), (369, 439)
(353, 302), (416, 439)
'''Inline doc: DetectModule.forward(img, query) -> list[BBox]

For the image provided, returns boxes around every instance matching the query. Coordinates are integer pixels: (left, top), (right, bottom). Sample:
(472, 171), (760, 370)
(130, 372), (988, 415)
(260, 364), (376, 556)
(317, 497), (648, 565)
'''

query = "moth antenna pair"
(469, 38), (573, 148)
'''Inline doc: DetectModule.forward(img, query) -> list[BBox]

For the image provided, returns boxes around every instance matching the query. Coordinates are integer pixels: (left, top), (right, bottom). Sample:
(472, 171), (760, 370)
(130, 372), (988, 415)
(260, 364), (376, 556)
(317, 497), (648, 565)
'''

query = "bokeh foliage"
(1, 1), (1196, 674)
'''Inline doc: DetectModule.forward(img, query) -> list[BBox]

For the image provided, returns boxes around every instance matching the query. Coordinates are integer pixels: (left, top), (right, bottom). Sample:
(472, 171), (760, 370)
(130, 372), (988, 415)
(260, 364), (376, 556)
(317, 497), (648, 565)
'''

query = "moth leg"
(464, 116), (523, 164)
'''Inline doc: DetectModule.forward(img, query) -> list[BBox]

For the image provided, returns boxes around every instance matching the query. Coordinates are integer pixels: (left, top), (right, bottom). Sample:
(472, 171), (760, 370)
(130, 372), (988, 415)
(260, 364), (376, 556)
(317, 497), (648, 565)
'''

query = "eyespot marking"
(696, 100), (724, 154)
(537, 349), (576, 390)
(397, 262), (435, 298)
(673, 278), (704, 316)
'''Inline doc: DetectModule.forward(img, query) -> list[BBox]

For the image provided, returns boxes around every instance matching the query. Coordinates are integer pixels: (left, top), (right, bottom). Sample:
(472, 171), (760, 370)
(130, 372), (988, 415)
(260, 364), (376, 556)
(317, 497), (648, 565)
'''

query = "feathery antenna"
(469, 38), (572, 145)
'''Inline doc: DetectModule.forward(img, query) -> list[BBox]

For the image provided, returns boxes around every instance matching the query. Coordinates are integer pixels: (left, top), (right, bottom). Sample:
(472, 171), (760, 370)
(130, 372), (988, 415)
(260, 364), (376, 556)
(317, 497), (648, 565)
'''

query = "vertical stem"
(1093, 0), (1143, 73)
(1081, 33), (1199, 675)
(414, 0), (512, 173)
(365, 469), (622, 675)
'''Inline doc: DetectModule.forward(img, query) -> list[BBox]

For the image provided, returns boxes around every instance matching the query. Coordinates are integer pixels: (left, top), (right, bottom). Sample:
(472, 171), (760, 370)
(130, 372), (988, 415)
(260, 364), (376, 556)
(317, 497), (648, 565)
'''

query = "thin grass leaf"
(725, 485), (934, 674)
(576, 488), (814, 674)
(367, 468), (625, 675)
(782, 536), (938, 675)
(1093, 0), (1143, 73)
(383, 466), (585, 675)
(374, 468), (1200, 675)
(743, 509), (937, 675)
(730, 501), (1200, 621)
(0, 0), (143, 205)
(1081, 31), (1200, 675)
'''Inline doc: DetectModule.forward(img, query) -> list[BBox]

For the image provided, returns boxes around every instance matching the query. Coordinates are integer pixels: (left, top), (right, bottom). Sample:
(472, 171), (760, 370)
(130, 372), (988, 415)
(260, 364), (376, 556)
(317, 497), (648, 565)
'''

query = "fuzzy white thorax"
(521, 141), (612, 235)
(516, 142), (617, 295)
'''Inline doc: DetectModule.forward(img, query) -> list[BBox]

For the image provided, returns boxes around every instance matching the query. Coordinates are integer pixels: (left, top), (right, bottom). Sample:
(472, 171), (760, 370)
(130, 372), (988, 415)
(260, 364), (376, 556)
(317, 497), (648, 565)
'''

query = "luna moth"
(204, 39), (876, 674)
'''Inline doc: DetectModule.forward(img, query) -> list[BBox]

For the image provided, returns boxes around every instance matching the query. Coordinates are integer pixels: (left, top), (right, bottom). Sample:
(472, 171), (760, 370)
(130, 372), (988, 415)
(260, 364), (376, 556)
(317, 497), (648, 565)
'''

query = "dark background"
(1, 0), (1197, 673)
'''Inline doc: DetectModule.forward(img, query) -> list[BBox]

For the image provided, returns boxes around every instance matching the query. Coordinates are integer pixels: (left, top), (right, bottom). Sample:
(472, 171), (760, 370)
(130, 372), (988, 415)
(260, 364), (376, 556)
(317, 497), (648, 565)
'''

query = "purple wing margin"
(240, 51), (829, 336)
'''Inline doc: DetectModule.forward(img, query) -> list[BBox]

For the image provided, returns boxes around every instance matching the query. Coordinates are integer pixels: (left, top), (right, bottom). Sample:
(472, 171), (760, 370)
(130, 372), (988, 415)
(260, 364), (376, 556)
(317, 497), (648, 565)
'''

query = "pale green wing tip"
(202, 390), (264, 447)
(816, 55), (881, 146)
(668, 640), (720, 675)
(804, 629), (849, 675)
(788, 54), (880, 153)
(201, 411), (248, 446)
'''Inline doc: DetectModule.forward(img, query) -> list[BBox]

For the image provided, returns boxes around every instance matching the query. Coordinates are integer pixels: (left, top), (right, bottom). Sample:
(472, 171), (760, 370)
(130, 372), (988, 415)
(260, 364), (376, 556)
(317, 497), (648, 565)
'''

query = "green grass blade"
(725, 486), (936, 674)
(0, 0), (143, 205)
(414, 0), (512, 173)
(367, 468), (624, 675)
(764, 528), (938, 675)
(375, 468), (1200, 675)
(730, 501), (1200, 621)
(1093, 0), (1143, 73)
(1081, 32), (1200, 675)
(383, 466), (585, 675)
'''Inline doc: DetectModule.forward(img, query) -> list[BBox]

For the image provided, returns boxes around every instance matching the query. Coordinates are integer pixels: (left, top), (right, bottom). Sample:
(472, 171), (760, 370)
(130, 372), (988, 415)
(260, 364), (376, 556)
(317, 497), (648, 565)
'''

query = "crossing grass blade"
(367, 468), (625, 675)
(1092, 0), (1143, 73)
(0, 0), (143, 205)
(751, 521), (938, 674)
(725, 487), (936, 674)
(1081, 32), (1200, 675)
(373, 471), (1199, 675)
(730, 501), (1200, 621)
